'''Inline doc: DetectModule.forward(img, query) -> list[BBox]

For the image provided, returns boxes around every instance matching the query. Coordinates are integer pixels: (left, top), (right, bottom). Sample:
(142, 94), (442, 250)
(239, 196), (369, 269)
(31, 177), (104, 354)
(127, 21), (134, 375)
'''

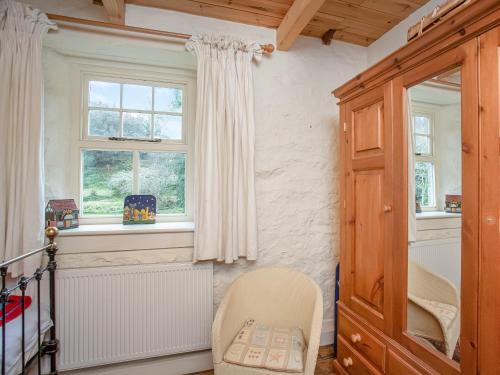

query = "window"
(412, 112), (436, 209)
(413, 115), (433, 156)
(86, 80), (183, 141)
(80, 76), (192, 222)
(415, 160), (436, 208)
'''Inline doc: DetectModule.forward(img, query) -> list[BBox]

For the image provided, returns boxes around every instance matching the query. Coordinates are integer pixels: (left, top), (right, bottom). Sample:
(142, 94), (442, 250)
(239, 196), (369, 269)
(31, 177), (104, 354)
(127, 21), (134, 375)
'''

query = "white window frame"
(76, 67), (195, 225)
(412, 107), (438, 211)
(83, 76), (187, 144)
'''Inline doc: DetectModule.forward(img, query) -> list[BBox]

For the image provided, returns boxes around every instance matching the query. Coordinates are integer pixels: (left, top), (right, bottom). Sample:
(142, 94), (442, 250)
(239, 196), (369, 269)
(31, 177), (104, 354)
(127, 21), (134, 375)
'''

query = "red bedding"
(0, 296), (32, 327)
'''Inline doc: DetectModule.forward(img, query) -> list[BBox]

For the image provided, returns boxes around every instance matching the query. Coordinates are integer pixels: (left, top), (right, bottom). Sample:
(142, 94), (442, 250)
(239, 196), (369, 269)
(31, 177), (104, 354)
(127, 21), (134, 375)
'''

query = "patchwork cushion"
(224, 319), (306, 373)
(409, 294), (458, 331)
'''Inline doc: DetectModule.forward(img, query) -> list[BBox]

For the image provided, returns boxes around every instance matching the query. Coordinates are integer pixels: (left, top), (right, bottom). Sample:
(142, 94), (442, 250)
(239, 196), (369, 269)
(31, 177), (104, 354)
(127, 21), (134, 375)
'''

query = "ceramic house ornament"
(445, 194), (462, 213)
(123, 195), (156, 224)
(45, 199), (79, 229)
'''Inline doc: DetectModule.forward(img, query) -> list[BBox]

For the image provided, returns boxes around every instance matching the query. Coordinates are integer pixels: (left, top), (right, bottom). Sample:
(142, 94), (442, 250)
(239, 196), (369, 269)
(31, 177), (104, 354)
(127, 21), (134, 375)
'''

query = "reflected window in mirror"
(412, 111), (436, 210)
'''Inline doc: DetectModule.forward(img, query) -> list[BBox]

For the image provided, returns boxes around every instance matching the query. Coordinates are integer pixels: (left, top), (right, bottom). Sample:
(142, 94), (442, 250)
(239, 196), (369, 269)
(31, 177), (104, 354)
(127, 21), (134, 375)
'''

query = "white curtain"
(407, 91), (417, 243)
(0, 0), (56, 276)
(186, 35), (259, 263)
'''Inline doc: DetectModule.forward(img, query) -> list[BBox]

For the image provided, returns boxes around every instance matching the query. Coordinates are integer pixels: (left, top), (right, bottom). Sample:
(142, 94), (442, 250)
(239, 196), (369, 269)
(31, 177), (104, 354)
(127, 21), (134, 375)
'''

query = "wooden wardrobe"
(333, 1), (499, 374)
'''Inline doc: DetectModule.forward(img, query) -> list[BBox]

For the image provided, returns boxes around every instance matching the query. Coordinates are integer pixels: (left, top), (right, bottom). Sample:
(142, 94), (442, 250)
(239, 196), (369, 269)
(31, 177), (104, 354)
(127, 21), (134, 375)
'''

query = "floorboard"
(189, 346), (338, 374)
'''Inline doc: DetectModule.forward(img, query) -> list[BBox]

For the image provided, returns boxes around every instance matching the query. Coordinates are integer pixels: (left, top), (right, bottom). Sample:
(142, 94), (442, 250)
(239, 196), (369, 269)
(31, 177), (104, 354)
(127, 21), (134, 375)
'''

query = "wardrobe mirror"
(406, 68), (462, 364)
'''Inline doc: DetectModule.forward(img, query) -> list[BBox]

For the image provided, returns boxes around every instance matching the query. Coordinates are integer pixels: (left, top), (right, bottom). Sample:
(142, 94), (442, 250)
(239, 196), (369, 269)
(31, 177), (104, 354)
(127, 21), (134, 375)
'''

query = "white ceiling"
(410, 83), (461, 106)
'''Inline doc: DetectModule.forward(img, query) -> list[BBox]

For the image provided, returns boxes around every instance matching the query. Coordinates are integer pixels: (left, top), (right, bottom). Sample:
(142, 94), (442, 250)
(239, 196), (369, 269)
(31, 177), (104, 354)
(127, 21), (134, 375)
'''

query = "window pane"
(89, 81), (120, 108)
(154, 87), (182, 113)
(414, 116), (430, 134)
(139, 152), (186, 214)
(154, 114), (182, 140)
(82, 150), (133, 215)
(123, 84), (152, 110)
(415, 161), (435, 207)
(123, 112), (151, 138)
(88, 110), (120, 137)
(415, 135), (431, 155)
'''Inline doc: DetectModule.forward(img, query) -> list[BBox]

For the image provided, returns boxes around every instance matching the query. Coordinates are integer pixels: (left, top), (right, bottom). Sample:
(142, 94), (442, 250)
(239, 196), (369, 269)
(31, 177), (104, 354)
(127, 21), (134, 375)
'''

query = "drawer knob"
(343, 357), (354, 368)
(383, 204), (392, 213)
(351, 333), (362, 343)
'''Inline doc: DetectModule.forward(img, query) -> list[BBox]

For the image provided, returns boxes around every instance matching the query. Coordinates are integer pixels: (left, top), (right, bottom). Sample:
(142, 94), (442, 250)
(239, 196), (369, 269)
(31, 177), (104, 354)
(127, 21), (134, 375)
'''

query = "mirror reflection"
(407, 68), (462, 363)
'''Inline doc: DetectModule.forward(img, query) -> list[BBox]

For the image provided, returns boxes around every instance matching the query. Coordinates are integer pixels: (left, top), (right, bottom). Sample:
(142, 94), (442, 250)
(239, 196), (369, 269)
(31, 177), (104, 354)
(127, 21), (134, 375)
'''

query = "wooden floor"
(190, 346), (337, 375)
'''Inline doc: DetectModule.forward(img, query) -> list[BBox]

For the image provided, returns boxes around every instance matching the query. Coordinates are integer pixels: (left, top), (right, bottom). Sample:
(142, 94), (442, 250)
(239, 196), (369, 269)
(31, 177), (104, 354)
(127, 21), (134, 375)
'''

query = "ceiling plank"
(195, 0), (292, 18)
(125, 0), (430, 48)
(276, 0), (327, 50)
(350, 0), (421, 17)
(310, 12), (388, 37)
(127, 0), (283, 28)
(319, 0), (402, 29)
(102, 0), (125, 24)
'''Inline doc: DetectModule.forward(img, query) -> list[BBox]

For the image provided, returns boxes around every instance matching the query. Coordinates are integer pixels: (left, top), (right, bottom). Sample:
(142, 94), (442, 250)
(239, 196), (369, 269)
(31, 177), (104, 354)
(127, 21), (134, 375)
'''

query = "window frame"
(412, 112), (434, 157)
(77, 70), (195, 224)
(412, 108), (438, 211)
(83, 75), (187, 144)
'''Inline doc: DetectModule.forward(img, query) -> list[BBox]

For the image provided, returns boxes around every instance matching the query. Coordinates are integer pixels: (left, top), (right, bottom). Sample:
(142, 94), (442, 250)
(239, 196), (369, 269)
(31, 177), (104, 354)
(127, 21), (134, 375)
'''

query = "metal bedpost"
(44, 227), (59, 375)
(1, 266), (7, 375)
(35, 268), (43, 375)
(19, 277), (28, 375)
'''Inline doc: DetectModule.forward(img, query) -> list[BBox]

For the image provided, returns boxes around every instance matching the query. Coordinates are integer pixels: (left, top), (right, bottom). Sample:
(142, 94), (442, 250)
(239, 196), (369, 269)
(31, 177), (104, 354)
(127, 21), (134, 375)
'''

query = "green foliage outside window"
(82, 150), (186, 216)
(415, 161), (434, 207)
(82, 150), (133, 215)
(139, 152), (185, 214)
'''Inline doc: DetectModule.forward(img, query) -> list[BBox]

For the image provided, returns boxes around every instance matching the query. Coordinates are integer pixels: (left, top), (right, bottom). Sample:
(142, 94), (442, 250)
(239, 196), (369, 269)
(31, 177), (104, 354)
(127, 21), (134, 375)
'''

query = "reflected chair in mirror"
(407, 261), (460, 359)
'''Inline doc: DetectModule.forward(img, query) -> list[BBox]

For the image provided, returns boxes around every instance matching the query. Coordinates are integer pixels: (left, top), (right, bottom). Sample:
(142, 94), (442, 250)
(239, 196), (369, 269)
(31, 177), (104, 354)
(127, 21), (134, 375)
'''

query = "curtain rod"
(46, 14), (275, 54)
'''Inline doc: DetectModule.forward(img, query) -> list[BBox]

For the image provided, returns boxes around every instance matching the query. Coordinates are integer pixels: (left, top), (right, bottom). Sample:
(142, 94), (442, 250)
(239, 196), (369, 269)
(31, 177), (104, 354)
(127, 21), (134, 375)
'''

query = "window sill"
(53, 222), (195, 269)
(416, 211), (461, 220)
(58, 222), (195, 237)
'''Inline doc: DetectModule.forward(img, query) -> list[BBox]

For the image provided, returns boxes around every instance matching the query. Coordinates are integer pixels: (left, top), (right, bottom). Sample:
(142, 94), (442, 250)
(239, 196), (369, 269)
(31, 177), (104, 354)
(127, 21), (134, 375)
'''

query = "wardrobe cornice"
(333, 0), (499, 103)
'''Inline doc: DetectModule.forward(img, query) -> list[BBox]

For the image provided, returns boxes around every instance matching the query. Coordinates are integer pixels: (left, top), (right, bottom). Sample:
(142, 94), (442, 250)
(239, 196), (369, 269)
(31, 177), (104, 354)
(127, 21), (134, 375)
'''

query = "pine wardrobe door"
(478, 25), (500, 374)
(341, 83), (394, 333)
(392, 38), (480, 375)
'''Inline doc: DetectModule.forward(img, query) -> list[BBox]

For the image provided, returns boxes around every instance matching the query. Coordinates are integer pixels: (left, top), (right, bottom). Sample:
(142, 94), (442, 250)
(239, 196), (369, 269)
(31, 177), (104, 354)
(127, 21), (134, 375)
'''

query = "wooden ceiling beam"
(276, 0), (326, 51)
(102, 0), (125, 24)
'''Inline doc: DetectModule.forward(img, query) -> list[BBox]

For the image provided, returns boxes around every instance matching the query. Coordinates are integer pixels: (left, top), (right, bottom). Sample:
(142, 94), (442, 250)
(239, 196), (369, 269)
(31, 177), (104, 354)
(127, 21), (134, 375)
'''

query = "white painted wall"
(367, 0), (443, 65)
(435, 103), (462, 210)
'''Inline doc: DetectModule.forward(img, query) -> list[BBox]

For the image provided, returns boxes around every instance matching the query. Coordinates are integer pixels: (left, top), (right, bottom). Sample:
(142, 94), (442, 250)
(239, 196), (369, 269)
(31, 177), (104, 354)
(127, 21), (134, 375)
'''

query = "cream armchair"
(407, 261), (460, 358)
(212, 267), (323, 375)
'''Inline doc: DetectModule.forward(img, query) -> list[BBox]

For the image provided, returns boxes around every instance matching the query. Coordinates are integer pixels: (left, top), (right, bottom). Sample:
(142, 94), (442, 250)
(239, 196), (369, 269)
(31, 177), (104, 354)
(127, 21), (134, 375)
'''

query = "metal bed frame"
(0, 227), (59, 375)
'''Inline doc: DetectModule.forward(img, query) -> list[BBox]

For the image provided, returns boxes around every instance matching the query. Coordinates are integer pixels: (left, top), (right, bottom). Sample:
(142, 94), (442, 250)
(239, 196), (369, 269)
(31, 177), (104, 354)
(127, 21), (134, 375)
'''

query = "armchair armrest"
(212, 287), (246, 364)
(408, 261), (459, 307)
(303, 283), (323, 375)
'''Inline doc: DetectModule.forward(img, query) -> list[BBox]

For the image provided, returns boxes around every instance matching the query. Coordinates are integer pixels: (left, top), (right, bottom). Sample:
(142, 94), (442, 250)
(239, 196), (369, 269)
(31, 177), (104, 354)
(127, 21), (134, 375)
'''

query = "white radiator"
(409, 238), (461, 292)
(55, 263), (213, 371)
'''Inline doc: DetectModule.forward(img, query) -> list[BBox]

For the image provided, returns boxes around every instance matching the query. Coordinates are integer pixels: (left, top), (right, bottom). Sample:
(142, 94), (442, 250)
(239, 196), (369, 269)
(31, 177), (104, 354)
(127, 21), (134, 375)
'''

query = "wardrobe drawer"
(339, 311), (386, 371)
(338, 335), (383, 375)
(387, 349), (421, 375)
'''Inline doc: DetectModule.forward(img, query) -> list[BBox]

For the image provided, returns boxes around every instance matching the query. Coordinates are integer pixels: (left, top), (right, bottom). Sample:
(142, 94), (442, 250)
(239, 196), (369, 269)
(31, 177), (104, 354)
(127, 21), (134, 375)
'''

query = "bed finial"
(45, 226), (59, 244)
